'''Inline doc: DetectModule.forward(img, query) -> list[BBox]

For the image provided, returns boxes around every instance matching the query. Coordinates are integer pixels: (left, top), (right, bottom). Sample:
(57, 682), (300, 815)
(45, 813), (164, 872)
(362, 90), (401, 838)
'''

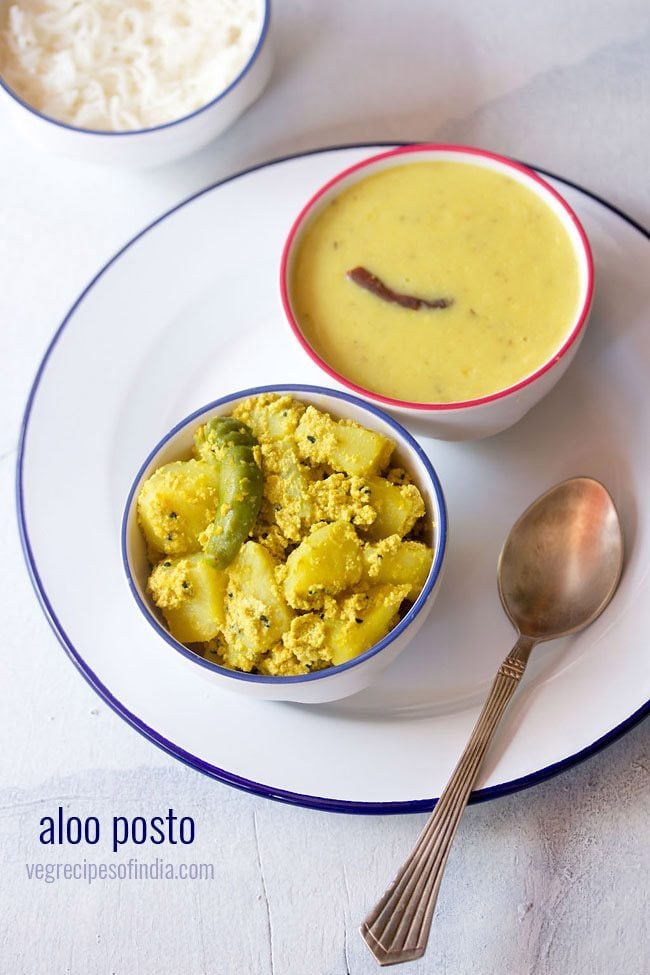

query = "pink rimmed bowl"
(280, 144), (594, 441)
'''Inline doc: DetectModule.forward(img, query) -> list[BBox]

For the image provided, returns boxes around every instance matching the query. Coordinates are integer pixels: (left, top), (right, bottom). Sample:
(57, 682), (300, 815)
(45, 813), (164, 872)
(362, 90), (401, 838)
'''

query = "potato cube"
(137, 459), (220, 556)
(261, 441), (314, 541)
(283, 521), (363, 609)
(226, 542), (294, 652)
(232, 393), (306, 442)
(148, 553), (227, 644)
(362, 538), (433, 601)
(324, 584), (410, 665)
(364, 475), (425, 541)
(295, 407), (394, 476)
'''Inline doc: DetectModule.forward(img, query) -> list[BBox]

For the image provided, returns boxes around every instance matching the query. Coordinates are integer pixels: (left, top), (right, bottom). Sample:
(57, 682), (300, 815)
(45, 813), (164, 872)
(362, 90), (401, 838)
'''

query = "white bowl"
(281, 144), (594, 441)
(0, 2), (272, 168)
(122, 384), (447, 703)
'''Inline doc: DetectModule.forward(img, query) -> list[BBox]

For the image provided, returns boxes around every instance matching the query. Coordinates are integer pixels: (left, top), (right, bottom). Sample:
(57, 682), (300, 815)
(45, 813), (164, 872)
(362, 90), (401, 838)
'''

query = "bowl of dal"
(281, 145), (594, 440)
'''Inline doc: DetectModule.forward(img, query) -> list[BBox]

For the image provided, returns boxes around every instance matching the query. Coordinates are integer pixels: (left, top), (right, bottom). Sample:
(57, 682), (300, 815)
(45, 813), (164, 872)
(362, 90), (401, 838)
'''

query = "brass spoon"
(361, 476), (624, 966)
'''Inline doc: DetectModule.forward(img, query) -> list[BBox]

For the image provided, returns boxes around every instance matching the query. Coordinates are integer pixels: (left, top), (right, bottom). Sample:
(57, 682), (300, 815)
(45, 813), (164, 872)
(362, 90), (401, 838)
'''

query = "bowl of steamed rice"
(0, 0), (272, 166)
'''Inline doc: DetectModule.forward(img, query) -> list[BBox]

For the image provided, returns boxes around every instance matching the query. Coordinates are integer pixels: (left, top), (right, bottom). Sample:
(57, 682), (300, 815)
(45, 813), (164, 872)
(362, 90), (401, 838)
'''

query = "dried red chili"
(347, 266), (453, 310)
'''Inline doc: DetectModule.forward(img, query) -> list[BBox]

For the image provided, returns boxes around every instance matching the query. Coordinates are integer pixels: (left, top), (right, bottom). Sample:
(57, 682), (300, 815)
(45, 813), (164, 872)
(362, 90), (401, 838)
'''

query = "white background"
(1, 1), (649, 972)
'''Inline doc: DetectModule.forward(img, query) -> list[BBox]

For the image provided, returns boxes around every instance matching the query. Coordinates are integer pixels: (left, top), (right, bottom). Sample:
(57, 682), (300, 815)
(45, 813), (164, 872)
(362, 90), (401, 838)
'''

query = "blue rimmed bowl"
(0, 1), (272, 167)
(122, 384), (447, 703)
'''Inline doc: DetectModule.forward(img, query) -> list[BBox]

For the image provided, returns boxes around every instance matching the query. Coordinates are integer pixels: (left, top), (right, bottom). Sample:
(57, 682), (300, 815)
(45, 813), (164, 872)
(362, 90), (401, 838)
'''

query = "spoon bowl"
(498, 477), (624, 642)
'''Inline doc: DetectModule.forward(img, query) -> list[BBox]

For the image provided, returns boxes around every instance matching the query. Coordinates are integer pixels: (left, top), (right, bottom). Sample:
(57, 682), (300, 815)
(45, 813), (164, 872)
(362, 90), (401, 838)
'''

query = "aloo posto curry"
(137, 394), (434, 676)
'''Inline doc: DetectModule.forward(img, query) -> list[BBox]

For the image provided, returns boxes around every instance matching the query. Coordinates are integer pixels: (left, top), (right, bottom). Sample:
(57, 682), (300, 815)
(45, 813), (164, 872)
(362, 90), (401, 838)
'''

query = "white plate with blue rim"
(17, 144), (650, 812)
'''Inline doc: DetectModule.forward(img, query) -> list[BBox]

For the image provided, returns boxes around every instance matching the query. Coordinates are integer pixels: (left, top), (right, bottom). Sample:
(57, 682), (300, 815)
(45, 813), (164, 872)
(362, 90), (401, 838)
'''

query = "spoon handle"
(361, 635), (535, 966)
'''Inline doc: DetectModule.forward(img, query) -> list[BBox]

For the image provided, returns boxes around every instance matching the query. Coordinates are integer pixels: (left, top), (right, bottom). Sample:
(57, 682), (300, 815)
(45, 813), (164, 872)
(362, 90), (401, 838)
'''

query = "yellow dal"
(291, 161), (581, 403)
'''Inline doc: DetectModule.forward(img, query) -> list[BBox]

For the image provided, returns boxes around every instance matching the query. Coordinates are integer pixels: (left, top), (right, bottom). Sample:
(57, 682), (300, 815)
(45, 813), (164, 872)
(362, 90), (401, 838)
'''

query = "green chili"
(203, 417), (264, 568)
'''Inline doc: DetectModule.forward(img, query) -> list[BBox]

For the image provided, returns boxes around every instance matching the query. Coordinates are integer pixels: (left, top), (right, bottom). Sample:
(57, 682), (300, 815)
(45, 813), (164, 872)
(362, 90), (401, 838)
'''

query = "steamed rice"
(0, 0), (264, 131)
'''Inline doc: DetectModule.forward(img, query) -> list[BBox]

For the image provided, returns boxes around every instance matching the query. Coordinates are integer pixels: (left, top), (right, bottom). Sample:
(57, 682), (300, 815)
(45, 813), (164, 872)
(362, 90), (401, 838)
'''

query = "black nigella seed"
(169, 511), (177, 519)
(355, 617), (363, 624)
(306, 435), (316, 444)
(182, 581), (189, 590)
(260, 615), (270, 627)
(166, 533), (173, 541)
(163, 561), (171, 567)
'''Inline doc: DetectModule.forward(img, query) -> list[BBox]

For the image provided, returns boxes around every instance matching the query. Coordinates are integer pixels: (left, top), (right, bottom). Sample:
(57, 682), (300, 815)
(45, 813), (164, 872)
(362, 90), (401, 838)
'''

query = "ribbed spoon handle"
(361, 636), (535, 966)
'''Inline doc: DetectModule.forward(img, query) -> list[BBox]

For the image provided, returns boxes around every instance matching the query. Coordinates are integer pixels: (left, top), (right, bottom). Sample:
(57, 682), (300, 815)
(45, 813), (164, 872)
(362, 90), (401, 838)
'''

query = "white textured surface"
(1, 1), (649, 972)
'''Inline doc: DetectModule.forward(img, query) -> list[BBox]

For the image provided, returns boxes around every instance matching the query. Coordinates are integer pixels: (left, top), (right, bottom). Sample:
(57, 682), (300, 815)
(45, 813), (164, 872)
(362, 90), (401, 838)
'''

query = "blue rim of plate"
(0, 1), (271, 137)
(16, 143), (650, 814)
(121, 383), (447, 685)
